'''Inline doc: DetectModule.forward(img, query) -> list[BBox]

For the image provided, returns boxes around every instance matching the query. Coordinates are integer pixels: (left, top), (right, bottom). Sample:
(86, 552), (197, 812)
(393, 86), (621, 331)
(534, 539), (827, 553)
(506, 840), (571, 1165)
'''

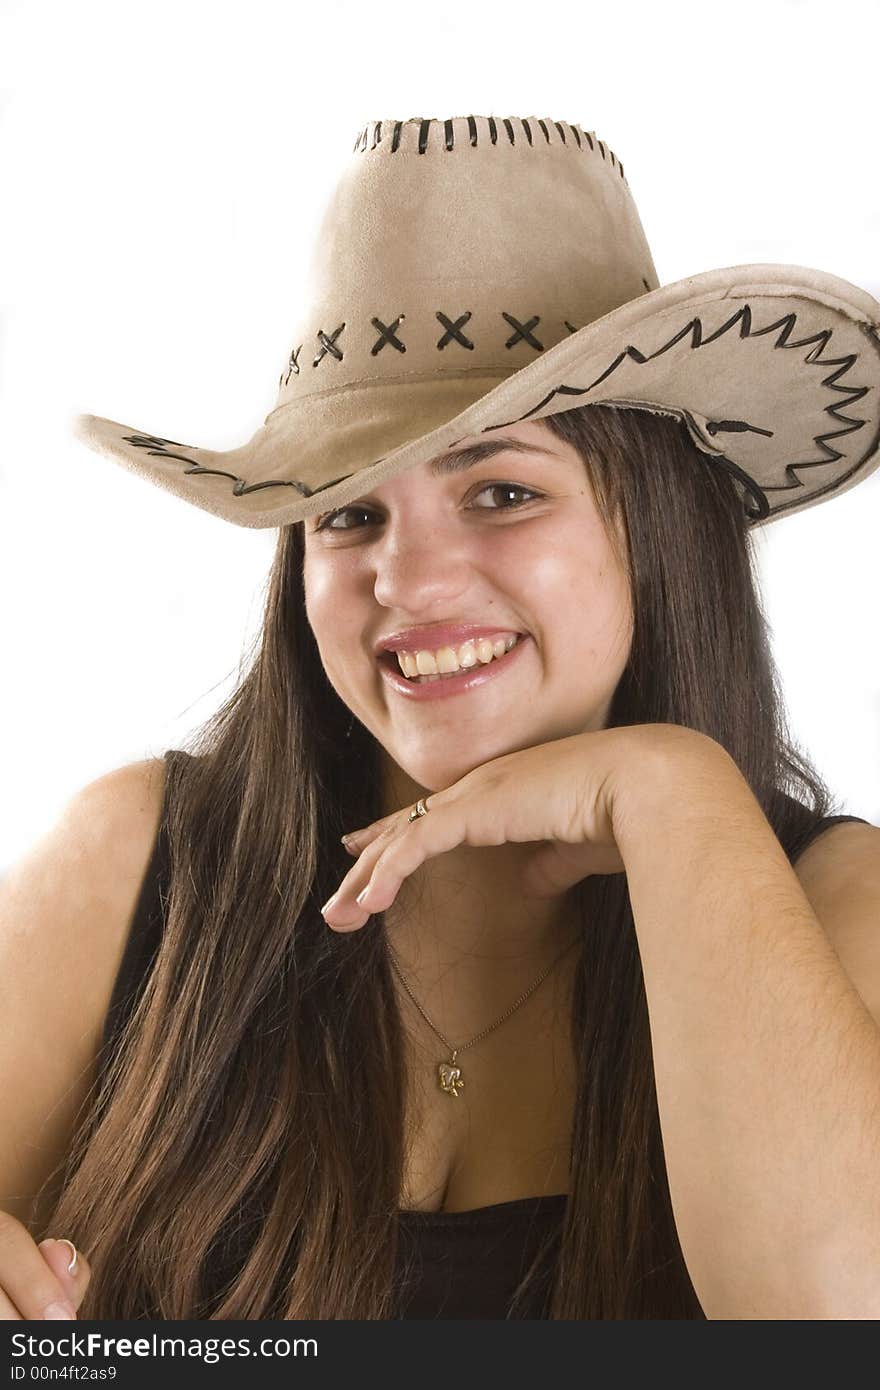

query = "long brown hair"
(46, 403), (836, 1319)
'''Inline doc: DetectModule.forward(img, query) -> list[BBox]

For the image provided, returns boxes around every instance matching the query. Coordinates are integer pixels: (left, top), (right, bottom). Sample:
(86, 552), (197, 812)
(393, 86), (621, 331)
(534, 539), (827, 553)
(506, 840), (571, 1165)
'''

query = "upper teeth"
(395, 632), (520, 678)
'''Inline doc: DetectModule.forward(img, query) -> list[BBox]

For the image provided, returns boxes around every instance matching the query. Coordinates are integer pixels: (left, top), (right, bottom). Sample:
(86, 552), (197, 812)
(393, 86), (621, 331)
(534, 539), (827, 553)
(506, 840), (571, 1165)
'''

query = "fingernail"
(44, 1237), (78, 1274)
(321, 893), (339, 916)
(55, 1239), (78, 1274)
(355, 886), (370, 905)
(44, 1301), (76, 1320)
(340, 834), (353, 847)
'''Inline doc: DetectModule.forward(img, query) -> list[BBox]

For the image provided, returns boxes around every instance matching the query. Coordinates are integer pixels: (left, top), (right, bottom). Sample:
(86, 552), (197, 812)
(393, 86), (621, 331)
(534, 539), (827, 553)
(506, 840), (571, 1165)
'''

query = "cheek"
(302, 562), (326, 631)
(522, 531), (608, 603)
(304, 550), (355, 626)
(303, 561), (347, 665)
(537, 545), (631, 664)
(303, 554), (373, 692)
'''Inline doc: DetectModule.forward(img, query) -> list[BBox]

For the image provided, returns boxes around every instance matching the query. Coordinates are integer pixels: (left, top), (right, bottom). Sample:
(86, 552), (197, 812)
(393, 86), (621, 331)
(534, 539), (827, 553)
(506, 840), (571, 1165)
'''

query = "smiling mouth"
(377, 633), (525, 681)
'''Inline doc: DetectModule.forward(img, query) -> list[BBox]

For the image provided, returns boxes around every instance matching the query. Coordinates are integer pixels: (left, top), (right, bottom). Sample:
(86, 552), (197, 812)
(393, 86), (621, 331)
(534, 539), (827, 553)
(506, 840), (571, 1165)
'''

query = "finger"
(40, 1238), (82, 1285)
(340, 818), (396, 856)
(0, 1214), (81, 1321)
(38, 1237), (90, 1316)
(35, 1238), (90, 1318)
(342, 800), (431, 856)
(351, 802), (470, 915)
(322, 824), (404, 931)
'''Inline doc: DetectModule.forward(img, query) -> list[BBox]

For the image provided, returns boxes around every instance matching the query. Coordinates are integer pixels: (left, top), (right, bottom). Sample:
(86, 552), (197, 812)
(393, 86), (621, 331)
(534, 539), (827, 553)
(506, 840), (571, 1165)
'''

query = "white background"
(1, 0), (878, 871)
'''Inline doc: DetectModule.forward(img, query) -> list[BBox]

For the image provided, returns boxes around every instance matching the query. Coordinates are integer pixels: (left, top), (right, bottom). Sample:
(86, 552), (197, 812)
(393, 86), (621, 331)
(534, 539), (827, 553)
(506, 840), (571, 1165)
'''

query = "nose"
(371, 512), (473, 613)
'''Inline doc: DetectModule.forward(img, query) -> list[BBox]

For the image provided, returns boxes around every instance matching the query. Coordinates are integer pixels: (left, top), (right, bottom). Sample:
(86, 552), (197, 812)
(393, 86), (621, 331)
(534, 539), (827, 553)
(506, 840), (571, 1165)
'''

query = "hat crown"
(269, 115), (659, 422)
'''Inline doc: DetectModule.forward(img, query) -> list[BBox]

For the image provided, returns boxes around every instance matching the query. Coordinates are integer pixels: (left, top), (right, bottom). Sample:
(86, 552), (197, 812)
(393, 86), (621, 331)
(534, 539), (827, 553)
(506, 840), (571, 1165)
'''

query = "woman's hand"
(321, 722), (712, 931)
(0, 1212), (90, 1319)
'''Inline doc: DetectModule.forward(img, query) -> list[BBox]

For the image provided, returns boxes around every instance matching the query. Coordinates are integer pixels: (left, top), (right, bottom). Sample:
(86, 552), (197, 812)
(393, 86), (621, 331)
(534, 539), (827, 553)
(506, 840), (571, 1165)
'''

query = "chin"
(397, 739), (522, 793)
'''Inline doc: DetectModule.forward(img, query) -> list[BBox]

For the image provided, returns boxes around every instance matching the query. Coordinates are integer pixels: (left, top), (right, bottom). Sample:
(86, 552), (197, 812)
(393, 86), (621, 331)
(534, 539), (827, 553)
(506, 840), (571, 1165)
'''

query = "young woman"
(3, 115), (880, 1321)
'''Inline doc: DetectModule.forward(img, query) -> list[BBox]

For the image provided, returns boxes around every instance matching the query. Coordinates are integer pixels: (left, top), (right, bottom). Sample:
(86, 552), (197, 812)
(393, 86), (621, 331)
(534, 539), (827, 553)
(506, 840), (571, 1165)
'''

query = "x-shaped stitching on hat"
(436, 311), (474, 350)
(313, 323), (346, 367)
(280, 344), (302, 387)
(370, 315), (406, 355)
(502, 313), (544, 351)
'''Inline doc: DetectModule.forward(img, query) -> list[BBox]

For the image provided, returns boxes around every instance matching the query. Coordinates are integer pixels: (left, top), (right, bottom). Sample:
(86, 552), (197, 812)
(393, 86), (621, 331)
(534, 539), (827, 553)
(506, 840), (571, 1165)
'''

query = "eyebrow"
(308, 436), (561, 529)
(428, 436), (561, 476)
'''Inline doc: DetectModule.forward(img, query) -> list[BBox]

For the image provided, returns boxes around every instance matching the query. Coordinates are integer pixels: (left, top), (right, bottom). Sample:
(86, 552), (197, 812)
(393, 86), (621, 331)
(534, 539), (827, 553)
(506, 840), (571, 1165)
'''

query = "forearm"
(611, 732), (880, 1319)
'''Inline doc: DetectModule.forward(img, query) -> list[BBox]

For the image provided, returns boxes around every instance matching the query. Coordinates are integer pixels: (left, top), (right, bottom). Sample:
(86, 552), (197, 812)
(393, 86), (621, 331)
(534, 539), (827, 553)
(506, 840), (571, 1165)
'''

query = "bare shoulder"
(67, 756), (169, 891)
(42, 754), (170, 1033)
(2, 753), (169, 1010)
(0, 755), (168, 1234)
(30, 756), (169, 967)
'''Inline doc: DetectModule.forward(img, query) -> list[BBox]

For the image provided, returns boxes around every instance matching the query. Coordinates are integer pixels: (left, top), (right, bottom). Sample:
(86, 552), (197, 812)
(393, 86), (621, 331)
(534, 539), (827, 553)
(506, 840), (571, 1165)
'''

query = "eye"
(469, 482), (542, 511)
(312, 504), (375, 533)
(312, 482), (543, 532)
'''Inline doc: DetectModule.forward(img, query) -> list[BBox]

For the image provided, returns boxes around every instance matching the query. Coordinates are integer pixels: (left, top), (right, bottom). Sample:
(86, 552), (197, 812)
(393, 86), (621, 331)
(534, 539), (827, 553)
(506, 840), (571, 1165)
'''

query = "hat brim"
(72, 263), (880, 530)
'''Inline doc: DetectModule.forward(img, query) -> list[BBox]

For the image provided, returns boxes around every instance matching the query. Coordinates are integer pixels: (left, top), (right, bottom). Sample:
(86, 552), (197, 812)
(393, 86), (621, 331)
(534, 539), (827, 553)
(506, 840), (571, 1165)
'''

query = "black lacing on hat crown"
(312, 324), (345, 368)
(279, 301), (669, 386)
(436, 311), (474, 350)
(370, 315), (406, 355)
(502, 313), (544, 351)
(353, 116), (626, 182)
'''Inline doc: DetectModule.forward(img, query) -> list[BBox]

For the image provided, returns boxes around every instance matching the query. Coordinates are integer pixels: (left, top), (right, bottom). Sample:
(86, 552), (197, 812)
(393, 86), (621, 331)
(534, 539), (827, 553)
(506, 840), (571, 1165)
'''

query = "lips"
(374, 624), (525, 656)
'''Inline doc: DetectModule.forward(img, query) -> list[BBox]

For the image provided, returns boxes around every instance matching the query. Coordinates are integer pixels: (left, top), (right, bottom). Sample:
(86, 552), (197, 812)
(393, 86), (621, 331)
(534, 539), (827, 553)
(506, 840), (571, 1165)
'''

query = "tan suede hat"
(72, 114), (880, 531)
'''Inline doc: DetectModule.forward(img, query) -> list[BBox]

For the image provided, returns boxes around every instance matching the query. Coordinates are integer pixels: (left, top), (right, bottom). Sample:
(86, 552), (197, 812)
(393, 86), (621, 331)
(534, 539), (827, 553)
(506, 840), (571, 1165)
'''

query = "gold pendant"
(438, 1050), (464, 1097)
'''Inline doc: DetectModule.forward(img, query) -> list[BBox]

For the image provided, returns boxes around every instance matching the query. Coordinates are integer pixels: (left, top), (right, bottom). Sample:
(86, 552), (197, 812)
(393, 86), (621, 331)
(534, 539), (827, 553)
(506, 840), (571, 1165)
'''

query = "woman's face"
(302, 419), (633, 792)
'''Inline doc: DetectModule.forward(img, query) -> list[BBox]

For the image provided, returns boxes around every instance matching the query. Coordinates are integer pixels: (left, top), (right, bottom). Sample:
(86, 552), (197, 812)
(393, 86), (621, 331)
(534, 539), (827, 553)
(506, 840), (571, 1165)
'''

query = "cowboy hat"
(72, 114), (880, 530)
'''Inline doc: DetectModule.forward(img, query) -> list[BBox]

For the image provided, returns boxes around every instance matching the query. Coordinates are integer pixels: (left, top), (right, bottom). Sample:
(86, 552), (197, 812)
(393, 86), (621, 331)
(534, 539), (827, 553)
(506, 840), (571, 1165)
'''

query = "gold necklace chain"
(384, 933), (582, 1097)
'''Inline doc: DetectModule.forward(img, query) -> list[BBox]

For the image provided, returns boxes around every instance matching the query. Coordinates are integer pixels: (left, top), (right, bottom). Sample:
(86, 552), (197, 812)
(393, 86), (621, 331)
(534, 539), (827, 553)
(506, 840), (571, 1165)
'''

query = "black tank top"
(96, 751), (868, 1319)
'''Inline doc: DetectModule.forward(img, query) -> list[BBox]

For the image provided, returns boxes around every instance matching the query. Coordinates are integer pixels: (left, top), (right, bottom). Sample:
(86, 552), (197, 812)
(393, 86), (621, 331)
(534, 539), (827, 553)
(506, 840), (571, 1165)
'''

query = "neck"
(382, 843), (578, 964)
(377, 758), (583, 1032)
